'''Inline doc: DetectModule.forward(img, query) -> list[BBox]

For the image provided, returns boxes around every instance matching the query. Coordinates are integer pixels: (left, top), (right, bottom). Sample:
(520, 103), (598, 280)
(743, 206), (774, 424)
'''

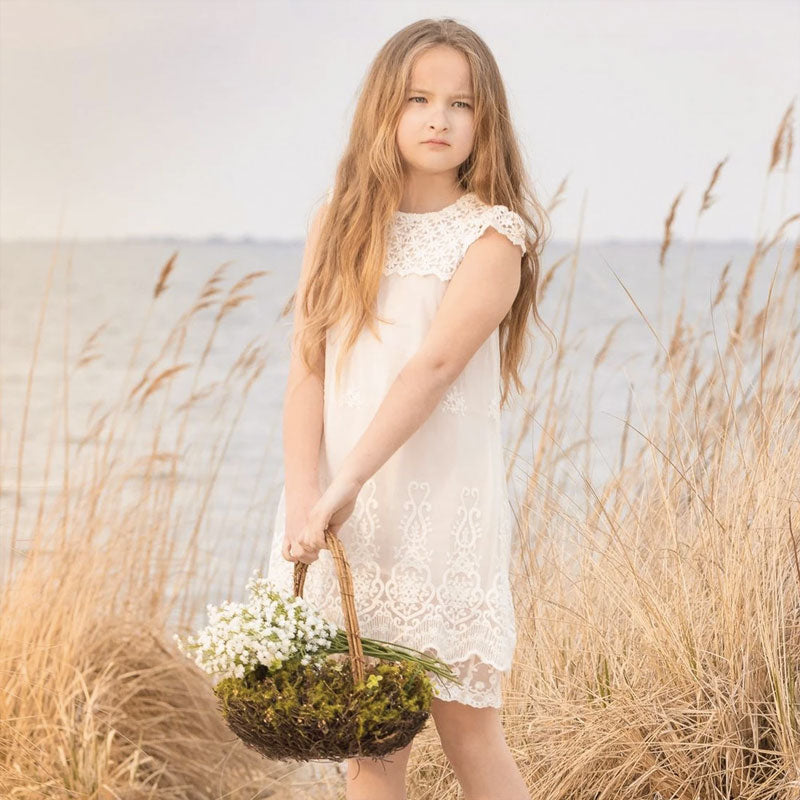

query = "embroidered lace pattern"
(386, 191), (527, 280)
(267, 477), (516, 707)
(441, 384), (467, 416)
(267, 187), (521, 708)
(334, 368), (502, 421)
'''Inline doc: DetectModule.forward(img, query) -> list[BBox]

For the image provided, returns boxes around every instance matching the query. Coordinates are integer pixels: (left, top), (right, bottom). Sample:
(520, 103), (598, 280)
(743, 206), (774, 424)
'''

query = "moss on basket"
(213, 655), (433, 762)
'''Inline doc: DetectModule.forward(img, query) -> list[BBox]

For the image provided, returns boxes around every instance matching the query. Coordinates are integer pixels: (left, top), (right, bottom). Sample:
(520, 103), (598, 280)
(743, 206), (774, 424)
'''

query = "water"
(0, 236), (776, 608)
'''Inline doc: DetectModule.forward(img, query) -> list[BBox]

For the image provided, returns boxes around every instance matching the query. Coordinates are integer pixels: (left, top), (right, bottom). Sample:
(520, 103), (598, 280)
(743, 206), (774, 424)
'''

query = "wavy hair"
(288, 17), (554, 409)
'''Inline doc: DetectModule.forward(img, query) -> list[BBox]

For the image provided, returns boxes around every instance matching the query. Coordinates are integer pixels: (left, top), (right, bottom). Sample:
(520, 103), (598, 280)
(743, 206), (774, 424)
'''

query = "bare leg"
(345, 738), (414, 800)
(430, 696), (530, 800)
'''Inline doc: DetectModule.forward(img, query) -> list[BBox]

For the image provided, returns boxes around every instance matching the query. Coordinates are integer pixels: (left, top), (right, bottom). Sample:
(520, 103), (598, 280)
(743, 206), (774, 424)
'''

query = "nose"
(426, 105), (450, 132)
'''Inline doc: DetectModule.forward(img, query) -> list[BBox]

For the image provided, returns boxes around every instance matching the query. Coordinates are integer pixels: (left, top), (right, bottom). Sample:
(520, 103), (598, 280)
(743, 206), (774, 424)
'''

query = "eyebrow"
(409, 87), (474, 99)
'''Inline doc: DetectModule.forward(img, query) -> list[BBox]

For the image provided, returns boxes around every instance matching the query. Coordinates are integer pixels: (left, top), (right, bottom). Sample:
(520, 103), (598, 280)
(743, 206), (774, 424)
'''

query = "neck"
(398, 183), (465, 214)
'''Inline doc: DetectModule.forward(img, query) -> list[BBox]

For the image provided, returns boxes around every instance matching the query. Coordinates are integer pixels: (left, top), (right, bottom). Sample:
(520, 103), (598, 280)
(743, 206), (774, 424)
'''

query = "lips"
(423, 139), (449, 145)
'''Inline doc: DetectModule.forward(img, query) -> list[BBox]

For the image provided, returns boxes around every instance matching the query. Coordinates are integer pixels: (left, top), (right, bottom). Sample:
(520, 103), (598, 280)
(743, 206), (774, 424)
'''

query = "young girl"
(266, 17), (550, 800)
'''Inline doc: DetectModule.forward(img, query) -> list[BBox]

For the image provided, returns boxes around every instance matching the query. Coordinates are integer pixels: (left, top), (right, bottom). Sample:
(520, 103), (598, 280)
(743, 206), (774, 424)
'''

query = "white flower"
(173, 567), (339, 679)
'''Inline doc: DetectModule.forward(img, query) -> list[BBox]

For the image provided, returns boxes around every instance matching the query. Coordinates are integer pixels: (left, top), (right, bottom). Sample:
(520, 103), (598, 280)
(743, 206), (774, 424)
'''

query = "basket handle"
(293, 528), (366, 685)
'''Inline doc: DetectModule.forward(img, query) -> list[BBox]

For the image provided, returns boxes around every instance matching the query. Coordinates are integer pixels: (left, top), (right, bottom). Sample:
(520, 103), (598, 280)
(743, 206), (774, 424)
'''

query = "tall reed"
(1, 102), (798, 799)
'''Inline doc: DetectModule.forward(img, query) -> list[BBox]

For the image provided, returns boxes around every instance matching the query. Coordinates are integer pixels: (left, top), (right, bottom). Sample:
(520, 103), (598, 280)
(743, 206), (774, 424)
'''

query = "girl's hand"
(282, 485), (322, 566)
(284, 474), (363, 564)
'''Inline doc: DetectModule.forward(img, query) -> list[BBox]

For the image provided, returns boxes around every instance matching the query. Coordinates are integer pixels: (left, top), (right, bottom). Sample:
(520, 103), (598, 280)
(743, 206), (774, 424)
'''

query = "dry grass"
(1, 103), (799, 799)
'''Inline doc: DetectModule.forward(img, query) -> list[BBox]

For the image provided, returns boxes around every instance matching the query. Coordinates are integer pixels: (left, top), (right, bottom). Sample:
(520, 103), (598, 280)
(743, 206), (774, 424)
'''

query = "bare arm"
(337, 226), (523, 488)
(282, 200), (329, 506)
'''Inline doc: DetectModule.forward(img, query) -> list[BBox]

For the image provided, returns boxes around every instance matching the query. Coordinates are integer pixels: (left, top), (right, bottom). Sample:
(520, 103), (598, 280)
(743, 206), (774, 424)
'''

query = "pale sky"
(0, 0), (797, 242)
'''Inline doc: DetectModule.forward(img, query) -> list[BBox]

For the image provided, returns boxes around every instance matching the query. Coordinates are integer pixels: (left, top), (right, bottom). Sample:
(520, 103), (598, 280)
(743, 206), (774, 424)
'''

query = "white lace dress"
(266, 190), (527, 708)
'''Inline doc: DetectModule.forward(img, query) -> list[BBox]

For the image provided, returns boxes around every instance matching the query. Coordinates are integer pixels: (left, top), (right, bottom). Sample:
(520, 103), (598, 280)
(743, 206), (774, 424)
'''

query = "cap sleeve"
(462, 204), (527, 258)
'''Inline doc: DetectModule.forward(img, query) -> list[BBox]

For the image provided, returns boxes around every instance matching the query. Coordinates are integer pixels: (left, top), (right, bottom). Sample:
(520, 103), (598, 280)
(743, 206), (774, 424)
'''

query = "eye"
(408, 96), (472, 109)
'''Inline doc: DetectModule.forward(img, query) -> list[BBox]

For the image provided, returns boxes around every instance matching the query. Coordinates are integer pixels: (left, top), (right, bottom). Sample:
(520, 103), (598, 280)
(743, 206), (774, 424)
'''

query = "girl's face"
(396, 45), (475, 181)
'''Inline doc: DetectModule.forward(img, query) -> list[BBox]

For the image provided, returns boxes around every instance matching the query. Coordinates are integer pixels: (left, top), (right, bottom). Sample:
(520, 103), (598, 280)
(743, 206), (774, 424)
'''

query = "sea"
(0, 237), (781, 611)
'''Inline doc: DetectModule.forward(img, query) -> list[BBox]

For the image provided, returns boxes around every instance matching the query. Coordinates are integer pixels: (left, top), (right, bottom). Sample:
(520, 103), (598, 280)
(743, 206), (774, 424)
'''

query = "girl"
(266, 17), (551, 800)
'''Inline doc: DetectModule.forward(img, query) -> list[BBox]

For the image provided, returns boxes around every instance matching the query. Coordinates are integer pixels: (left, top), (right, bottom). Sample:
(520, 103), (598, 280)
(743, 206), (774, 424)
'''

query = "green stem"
(325, 631), (462, 684)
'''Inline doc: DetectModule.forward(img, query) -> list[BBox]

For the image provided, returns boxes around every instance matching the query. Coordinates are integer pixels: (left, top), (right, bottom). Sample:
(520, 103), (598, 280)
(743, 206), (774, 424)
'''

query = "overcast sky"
(0, 0), (797, 242)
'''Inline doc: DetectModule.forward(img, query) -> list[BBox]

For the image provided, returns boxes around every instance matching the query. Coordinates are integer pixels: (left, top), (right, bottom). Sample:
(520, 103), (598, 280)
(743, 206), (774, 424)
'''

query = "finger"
(300, 519), (326, 551)
(299, 536), (317, 552)
(284, 539), (302, 563)
(315, 530), (330, 550)
(303, 523), (329, 552)
(318, 523), (336, 548)
(297, 539), (318, 556)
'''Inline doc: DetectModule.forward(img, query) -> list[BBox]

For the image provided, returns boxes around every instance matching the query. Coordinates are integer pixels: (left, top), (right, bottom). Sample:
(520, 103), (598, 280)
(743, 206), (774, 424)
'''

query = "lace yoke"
(386, 191), (526, 279)
(266, 188), (526, 708)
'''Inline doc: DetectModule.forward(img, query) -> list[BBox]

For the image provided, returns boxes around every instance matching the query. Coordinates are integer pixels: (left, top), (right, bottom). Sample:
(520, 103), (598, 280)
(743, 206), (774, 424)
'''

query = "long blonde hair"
(288, 17), (554, 408)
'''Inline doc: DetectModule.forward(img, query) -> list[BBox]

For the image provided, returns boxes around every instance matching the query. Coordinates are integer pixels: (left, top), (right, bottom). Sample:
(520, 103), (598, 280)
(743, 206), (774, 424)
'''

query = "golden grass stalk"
(2, 105), (799, 797)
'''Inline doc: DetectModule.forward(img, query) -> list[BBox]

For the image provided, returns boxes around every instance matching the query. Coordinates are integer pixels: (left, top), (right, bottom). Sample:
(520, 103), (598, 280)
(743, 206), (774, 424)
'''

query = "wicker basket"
(213, 528), (433, 762)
